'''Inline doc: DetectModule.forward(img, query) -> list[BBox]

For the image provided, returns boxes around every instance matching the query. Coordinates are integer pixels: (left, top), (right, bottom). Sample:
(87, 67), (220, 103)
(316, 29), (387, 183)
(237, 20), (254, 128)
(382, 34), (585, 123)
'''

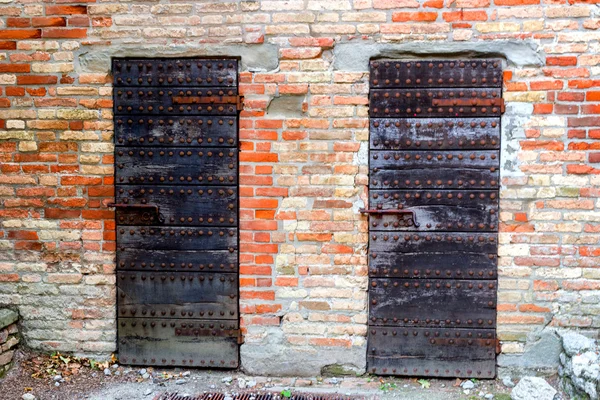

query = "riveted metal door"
(366, 60), (503, 378)
(112, 58), (242, 368)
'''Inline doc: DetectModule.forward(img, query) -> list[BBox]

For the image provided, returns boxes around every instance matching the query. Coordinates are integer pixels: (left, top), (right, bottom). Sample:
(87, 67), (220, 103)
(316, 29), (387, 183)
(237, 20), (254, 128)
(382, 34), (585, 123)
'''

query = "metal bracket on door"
(359, 208), (420, 227)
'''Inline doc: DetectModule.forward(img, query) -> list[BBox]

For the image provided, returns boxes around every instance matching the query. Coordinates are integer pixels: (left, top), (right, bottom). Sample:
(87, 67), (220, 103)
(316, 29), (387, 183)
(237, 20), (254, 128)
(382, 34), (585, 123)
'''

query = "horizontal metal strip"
(115, 116), (237, 147)
(370, 117), (500, 151)
(370, 88), (503, 117)
(369, 278), (496, 328)
(370, 150), (499, 169)
(113, 58), (237, 87)
(117, 249), (237, 273)
(370, 169), (499, 190)
(370, 59), (502, 88)
(368, 252), (496, 280)
(117, 226), (237, 251)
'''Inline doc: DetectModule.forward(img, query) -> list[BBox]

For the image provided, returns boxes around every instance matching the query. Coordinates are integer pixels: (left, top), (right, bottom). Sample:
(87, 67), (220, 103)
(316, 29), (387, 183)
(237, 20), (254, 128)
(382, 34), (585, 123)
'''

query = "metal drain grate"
(157, 393), (362, 400)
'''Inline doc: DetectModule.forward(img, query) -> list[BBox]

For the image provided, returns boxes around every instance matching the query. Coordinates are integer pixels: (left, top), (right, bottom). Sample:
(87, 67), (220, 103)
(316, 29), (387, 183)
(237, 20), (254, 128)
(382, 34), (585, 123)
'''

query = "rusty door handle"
(359, 208), (420, 227)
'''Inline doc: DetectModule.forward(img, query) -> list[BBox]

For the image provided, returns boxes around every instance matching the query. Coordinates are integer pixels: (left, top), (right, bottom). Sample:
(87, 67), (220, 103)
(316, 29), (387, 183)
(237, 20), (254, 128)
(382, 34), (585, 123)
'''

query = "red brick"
(42, 28), (87, 38)
(442, 10), (487, 22)
(32, 17), (67, 27)
(495, 0), (539, 4)
(0, 64), (30, 73)
(546, 56), (577, 66)
(17, 75), (58, 85)
(392, 12), (438, 22)
(0, 29), (41, 39)
(0, 41), (15, 50)
(45, 208), (81, 219)
(46, 5), (87, 15)
(6, 18), (31, 28)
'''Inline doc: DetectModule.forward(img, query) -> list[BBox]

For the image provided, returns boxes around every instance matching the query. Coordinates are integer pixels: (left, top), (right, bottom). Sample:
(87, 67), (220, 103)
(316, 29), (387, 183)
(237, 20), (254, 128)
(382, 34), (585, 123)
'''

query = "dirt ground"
(0, 350), (562, 400)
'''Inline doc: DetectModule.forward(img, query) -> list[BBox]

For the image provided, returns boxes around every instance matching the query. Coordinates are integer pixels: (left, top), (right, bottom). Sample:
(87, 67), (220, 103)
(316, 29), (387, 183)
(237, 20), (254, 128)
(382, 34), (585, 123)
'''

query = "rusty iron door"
(366, 60), (503, 378)
(112, 58), (242, 368)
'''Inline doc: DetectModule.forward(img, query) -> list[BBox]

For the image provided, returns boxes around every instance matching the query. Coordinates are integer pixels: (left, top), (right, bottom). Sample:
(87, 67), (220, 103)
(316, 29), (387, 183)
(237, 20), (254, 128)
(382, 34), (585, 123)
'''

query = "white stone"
(511, 377), (557, 400)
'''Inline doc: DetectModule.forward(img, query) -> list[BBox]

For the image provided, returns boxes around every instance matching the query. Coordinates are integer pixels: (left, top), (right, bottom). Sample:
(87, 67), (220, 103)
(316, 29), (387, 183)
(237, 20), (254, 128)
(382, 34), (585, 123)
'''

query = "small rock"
(485, 394), (494, 399)
(328, 377), (339, 385)
(182, 371), (191, 377)
(91, 373), (97, 378)
(104, 368), (111, 376)
(114, 371), (121, 376)
(463, 389), (471, 395)
(175, 379), (187, 385)
(53, 375), (62, 382)
(561, 332), (596, 357)
(112, 364), (119, 369)
(247, 380), (257, 388)
(22, 394), (36, 400)
(238, 378), (247, 389)
(479, 391), (485, 397)
(502, 376), (515, 388)
(222, 376), (233, 384)
(210, 385), (216, 389)
(143, 388), (153, 396)
(461, 380), (475, 390)
(224, 397), (233, 400)
(142, 373), (150, 380)
(55, 382), (60, 387)
(511, 376), (557, 400)
(139, 369), (147, 375)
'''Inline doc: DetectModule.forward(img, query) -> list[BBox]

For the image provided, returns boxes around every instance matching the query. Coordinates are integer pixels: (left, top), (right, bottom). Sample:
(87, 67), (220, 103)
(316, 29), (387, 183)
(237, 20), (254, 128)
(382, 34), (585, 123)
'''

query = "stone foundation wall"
(0, 0), (598, 375)
(0, 309), (19, 377)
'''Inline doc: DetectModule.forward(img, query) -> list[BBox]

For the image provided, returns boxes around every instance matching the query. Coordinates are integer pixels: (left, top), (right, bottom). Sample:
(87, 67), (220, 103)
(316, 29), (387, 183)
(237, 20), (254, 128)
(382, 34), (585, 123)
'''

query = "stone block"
(0, 309), (17, 329)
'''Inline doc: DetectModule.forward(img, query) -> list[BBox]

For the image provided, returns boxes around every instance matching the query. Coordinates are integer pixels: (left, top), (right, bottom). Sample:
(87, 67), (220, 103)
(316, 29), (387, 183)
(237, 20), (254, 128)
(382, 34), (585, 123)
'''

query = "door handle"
(359, 208), (420, 227)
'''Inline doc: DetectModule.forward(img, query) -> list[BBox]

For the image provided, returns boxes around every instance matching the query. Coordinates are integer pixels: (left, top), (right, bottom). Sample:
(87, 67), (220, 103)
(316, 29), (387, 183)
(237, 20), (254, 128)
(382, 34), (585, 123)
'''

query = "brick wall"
(0, 0), (598, 375)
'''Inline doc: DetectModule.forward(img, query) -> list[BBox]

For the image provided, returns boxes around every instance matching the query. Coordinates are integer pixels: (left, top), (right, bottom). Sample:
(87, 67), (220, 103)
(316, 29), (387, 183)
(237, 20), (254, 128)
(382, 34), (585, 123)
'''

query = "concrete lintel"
(78, 43), (279, 73)
(333, 40), (545, 71)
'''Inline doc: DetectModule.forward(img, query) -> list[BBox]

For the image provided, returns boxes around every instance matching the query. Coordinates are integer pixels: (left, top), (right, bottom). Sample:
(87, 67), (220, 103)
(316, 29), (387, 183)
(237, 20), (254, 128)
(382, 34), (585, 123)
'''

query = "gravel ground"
(0, 349), (559, 400)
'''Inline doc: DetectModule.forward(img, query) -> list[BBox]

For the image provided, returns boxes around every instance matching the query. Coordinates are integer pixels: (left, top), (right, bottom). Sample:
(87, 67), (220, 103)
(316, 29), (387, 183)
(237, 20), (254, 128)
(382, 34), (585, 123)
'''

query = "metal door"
(112, 58), (242, 368)
(366, 60), (503, 378)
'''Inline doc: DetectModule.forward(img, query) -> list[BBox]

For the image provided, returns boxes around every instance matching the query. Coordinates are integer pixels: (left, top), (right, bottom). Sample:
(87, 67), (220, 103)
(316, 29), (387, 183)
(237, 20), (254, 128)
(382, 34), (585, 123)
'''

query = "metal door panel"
(370, 59), (502, 89)
(115, 185), (237, 227)
(116, 147), (237, 186)
(113, 57), (241, 368)
(368, 327), (496, 377)
(369, 278), (496, 328)
(113, 58), (238, 87)
(117, 271), (238, 320)
(118, 318), (239, 368)
(370, 118), (500, 151)
(367, 59), (501, 378)
(114, 87), (239, 116)
(368, 190), (498, 232)
(115, 116), (237, 148)
(370, 89), (503, 118)
(369, 232), (497, 279)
